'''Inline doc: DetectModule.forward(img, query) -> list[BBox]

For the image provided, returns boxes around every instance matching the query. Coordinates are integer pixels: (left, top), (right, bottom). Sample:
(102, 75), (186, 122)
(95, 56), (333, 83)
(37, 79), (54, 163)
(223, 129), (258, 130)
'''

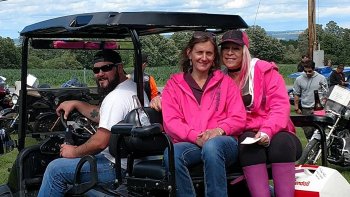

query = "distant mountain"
(267, 30), (303, 41)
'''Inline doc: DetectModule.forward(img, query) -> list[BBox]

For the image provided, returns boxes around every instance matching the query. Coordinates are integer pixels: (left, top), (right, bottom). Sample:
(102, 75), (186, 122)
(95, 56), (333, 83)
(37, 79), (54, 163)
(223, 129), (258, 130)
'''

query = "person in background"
(329, 64), (348, 87)
(325, 59), (333, 67)
(297, 54), (309, 72)
(162, 31), (246, 197)
(293, 60), (328, 140)
(130, 52), (160, 100)
(219, 30), (302, 197)
(38, 50), (149, 196)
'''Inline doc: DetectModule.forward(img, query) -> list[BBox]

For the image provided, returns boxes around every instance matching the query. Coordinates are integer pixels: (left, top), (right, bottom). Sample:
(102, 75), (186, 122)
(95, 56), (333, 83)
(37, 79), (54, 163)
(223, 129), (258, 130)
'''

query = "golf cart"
(0, 12), (250, 196)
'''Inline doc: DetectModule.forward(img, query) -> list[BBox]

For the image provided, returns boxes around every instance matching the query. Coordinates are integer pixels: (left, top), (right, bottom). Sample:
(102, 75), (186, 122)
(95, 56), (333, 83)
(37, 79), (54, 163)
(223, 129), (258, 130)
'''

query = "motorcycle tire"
(0, 112), (18, 134)
(298, 139), (321, 165)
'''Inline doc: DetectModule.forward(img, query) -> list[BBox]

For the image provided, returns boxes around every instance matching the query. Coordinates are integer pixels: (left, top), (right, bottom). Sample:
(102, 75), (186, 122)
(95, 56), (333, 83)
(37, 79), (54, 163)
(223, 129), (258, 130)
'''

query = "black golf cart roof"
(17, 11), (248, 150)
(20, 11), (248, 38)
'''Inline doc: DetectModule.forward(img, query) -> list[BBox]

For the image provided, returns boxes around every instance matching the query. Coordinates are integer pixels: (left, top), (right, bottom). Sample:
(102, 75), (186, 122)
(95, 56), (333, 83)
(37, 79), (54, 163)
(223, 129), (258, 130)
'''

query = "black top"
(329, 70), (345, 87)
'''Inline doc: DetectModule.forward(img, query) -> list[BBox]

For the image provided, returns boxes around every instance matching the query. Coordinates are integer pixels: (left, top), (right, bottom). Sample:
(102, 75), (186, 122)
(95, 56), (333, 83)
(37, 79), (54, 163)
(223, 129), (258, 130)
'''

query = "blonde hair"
(236, 46), (252, 90)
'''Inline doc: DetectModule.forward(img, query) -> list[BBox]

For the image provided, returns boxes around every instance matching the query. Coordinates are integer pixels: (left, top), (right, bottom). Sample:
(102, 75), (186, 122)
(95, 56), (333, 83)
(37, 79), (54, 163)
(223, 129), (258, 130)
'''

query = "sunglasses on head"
(92, 63), (117, 74)
(304, 70), (313, 73)
(193, 31), (216, 42)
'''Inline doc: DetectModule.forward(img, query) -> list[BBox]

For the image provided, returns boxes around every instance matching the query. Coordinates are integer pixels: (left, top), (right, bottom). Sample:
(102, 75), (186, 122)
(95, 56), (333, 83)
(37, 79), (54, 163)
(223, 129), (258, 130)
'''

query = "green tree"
(320, 21), (344, 65)
(42, 51), (82, 69)
(297, 24), (323, 58)
(0, 36), (21, 68)
(141, 34), (178, 67)
(340, 29), (350, 64)
(246, 26), (284, 62)
(283, 45), (300, 64)
(170, 31), (192, 52)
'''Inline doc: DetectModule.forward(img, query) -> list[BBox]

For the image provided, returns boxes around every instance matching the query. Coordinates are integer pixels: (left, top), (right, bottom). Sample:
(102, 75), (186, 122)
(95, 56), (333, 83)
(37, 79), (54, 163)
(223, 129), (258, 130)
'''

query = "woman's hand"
(197, 128), (224, 144)
(150, 95), (162, 111)
(255, 131), (270, 147)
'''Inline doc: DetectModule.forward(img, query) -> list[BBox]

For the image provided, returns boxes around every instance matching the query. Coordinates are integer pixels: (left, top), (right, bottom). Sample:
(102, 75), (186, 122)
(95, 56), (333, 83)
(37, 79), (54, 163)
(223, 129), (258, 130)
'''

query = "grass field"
(0, 63), (296, 87)
(0, 64), (349, 186)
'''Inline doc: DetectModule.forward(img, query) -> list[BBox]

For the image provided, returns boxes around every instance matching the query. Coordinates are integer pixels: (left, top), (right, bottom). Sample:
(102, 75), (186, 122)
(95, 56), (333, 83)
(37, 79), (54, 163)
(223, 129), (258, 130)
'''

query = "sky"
(0, 0), (350, 39)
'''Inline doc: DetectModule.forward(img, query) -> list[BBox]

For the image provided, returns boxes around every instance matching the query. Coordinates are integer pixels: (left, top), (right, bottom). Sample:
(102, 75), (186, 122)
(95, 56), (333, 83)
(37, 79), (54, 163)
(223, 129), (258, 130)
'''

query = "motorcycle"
(0, 76), (13, 111)
(298, 85), (350, 166)
(0, 75), (93, 136)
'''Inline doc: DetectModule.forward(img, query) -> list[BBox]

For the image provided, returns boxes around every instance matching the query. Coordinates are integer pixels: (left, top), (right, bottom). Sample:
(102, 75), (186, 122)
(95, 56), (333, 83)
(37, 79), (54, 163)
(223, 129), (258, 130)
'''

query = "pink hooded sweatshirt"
(246, 60), (296, 138)
(162, 70), (246, 144)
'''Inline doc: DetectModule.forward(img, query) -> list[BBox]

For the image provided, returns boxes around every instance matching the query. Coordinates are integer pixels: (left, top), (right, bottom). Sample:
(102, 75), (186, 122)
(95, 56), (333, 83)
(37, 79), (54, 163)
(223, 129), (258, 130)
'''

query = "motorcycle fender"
(0, 184), (13, 196)
(0, 108), (15, 117)
(35, 111), (57, 121)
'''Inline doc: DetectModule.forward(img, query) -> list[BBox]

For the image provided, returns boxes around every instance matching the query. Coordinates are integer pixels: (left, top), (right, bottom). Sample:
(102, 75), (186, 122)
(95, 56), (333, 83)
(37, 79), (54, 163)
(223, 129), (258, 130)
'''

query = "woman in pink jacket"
(161, 31), (246, 197)
(219, 30), (302, 197)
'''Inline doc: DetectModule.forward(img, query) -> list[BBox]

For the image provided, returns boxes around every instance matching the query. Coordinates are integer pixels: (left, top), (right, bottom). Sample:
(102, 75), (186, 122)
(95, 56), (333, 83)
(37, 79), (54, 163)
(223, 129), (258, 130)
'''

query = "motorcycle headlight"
(344, 109), (350, 120)
(12, 94), (18, 105)
(54, 97), (59, 106)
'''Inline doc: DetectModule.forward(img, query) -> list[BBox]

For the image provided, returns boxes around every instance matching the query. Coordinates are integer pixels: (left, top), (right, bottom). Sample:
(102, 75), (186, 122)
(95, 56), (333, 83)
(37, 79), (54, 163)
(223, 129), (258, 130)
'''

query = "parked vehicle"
(0, 76), (13, 111)
(298, 85), (350, 166)
(0, 76), (92, 135)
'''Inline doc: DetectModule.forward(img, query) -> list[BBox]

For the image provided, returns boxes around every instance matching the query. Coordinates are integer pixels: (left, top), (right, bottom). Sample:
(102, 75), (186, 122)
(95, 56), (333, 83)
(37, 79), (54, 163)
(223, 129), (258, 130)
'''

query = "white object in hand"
(240, 137), (262, 144)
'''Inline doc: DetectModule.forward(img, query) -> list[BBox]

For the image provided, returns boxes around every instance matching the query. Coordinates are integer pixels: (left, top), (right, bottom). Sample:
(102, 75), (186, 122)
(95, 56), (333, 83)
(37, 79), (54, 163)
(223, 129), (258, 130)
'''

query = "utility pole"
(308, 0), (316, 60)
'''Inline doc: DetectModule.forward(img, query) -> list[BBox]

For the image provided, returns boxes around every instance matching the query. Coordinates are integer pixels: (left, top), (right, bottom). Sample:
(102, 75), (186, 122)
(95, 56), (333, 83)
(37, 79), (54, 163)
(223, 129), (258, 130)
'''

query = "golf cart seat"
(67, 107), (249, 196)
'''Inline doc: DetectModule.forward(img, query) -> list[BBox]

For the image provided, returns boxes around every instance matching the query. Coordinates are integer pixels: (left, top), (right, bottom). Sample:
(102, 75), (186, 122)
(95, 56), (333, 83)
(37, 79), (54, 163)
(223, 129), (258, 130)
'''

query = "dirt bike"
(298, 85), (350, 166)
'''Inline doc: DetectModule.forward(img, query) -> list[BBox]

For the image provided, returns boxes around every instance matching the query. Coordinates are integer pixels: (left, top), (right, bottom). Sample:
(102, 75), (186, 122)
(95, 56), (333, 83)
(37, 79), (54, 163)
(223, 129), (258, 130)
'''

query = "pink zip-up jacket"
(162, 70), (246, 144)
(246, 60), (295, 138)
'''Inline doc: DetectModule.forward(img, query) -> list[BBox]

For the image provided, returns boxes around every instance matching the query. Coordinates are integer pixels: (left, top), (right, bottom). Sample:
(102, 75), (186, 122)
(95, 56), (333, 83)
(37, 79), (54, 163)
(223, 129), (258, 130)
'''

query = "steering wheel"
(60, 110), (95, 145)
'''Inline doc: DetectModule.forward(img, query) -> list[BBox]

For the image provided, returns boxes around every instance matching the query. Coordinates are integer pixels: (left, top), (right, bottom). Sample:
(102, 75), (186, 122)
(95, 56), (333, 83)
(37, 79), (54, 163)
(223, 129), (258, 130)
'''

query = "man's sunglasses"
(304, 70), (313, 73)
(92, 64), (117, 74)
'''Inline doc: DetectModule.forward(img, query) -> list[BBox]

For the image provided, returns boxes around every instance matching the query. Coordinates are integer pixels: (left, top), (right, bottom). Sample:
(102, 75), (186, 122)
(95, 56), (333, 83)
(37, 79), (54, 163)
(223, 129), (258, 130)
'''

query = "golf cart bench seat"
(109, 107), (247, 196)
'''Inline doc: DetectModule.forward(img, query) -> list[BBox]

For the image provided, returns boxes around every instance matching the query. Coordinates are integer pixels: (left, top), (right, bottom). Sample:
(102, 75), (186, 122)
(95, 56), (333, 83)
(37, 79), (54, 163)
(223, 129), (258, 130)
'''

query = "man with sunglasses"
(293, 59), (328, 140)
(38, 49), (149, 197)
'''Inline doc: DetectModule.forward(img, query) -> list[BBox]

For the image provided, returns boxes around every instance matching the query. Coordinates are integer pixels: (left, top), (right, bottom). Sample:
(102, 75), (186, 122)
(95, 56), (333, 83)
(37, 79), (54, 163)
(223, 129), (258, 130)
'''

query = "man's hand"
(295, 108), (302, 114)
(56, 100), (78, 119)
(150, 95), (162, 111)
(60, 143), (78, 158)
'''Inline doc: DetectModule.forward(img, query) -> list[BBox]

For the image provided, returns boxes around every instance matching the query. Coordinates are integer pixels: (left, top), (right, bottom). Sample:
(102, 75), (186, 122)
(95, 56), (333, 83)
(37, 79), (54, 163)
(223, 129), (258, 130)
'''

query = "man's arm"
(149, 76), (160, 100)
(294, 95), (301, 114)
(57, 100), (100, 123)
(60, 127), (110, 158)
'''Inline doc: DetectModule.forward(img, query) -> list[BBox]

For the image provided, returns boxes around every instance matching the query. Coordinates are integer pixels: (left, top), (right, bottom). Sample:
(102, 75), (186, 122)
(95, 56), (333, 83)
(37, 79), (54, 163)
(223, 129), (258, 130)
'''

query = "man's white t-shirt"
(99, 79), (149, 169)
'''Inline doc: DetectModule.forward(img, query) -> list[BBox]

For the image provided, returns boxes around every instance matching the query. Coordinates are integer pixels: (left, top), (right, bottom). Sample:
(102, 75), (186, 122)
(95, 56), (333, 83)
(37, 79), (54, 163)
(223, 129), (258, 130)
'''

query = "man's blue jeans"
(163, 136), (238, 197)
(38, 154), (116, 197)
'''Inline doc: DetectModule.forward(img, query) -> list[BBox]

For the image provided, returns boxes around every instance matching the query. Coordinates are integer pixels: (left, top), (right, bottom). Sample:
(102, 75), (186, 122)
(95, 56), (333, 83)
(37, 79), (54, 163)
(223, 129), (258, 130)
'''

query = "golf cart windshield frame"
(18, 11), (248, 150)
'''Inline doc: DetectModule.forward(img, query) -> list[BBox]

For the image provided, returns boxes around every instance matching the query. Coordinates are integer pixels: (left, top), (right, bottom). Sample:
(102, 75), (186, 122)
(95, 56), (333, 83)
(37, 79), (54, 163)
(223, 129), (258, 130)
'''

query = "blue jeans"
(38, 154), (117, 197)
(163, 136), (238, 197)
